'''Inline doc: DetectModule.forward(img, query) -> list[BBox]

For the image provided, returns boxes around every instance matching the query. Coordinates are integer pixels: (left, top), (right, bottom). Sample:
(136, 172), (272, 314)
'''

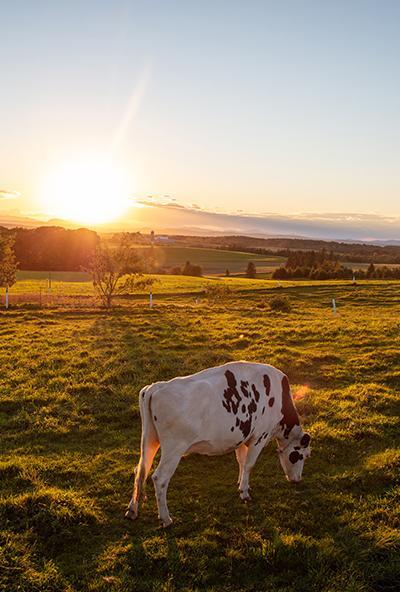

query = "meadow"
(1, 279), (399, 592)
(127, 245), (285, 275)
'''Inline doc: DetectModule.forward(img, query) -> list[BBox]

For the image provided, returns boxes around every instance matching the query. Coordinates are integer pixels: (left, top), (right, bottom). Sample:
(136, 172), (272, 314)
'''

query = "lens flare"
(40, 158), (131, 225)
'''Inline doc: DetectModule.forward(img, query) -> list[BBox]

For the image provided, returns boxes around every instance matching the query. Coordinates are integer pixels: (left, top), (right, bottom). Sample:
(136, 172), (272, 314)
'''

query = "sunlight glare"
(40, 159), (131, 225)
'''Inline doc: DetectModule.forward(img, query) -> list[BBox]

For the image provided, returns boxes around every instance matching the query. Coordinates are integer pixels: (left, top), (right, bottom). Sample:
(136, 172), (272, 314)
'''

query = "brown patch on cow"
(262, 406), (265, 415)
(268, 397), (275, 407)
(222, 373), (261, 441)
(255, 434), (264, 446)
(222, 370), (242, 414)
(263, 374), (271, 396)
(240, 380), (250, 398)
(252, 384), (260, 402)
(154, 415), (157, 421)
(289, 451), (303, 464)
(263, 432), (268, 439)
(238, 418), (252, 439)
(300, 433), (311, 447)
(231, 426), (234, 432)
(236, 440), (243, 446)
(248, 399), (257, 414)
(279, 375), (299, 439)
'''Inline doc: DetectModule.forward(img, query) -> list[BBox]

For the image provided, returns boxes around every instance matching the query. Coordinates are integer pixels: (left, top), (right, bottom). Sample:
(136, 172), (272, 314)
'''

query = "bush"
(182, 261), (203, 277)
(269, 295), (291, 313)
(203, 284), (232, 303)
(246, 262), (256, 278)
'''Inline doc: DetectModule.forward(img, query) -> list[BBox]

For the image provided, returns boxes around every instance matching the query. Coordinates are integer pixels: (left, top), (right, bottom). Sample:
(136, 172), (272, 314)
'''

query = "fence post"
(5, 286), (9, 309)
(149, 291), (153, 308)
(332, 298), (336, 315)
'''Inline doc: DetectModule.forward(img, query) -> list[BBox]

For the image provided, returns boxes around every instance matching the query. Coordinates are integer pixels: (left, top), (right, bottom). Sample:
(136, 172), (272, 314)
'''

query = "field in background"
(129, 245), (285, 275)
(8, 270), (400, 301)
(1, 280), (399, 592)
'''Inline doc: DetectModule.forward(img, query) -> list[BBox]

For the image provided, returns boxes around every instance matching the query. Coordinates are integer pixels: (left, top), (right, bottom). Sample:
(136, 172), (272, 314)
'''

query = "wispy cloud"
(0, 189), (20, 199)
(130, 197), (400, 241)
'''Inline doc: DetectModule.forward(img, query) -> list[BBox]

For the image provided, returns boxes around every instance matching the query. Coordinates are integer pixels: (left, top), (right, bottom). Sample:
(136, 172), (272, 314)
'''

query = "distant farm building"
(154, 235), (175, 244)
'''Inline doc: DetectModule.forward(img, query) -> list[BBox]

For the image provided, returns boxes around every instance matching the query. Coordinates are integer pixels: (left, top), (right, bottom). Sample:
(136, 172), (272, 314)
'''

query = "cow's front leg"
(235, 443), (248, 486)
(152, 448), (183, 527)
(239, 443), (264, 502)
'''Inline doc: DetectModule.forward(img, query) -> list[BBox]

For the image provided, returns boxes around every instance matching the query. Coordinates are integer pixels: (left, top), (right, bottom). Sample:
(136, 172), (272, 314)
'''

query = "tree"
(272, 267), (288, 280)
(0, 232), (17, 307)
(14, 226), (98, 271)
(88, 238), (155, 307)
(182, 260), (202, 277)
(246, 261), (256, 278)
(366, 263), (375, 278)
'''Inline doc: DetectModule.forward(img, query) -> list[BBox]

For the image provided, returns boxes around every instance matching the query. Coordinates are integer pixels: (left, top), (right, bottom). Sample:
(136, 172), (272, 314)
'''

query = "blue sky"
(1, 1), (400, 236)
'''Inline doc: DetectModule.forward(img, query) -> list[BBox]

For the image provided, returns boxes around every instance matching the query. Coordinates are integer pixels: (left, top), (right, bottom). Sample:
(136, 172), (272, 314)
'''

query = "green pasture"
(9, 270), (400, 300)
(133, 246), (284, 275)
(0, 280), (399, 591)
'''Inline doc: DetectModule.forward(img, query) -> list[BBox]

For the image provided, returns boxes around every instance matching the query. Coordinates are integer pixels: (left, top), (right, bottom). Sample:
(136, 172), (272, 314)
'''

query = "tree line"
(3, 226), (99, 270)
(272, 249), (355, 280)
(272, 249), (400, 280)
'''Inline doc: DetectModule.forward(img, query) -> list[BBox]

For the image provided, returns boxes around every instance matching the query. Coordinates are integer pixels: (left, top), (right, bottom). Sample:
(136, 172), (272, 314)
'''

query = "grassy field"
(107, 245), (285, 275)
(11, 270), (397, 299)
(1, 280), (399, 591)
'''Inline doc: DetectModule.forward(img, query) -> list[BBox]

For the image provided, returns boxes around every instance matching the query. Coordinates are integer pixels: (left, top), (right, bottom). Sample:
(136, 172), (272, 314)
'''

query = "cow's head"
(277, 430), (311, 483)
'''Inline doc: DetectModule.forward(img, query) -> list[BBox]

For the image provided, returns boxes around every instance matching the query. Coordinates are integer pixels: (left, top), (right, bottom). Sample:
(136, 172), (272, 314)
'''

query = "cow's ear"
(300, 433), (311, 448)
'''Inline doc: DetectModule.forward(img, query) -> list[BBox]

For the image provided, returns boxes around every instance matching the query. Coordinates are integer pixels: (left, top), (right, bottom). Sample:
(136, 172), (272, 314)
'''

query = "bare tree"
(88, 237), (155, 307)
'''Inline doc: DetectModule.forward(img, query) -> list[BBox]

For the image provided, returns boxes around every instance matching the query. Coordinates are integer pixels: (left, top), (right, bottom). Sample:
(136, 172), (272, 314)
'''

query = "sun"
(40, 159), (131, 225)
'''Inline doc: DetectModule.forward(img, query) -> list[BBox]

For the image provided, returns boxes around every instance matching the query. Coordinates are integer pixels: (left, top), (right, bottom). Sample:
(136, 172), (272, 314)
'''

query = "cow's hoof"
(125, 509), (137, 521)
(240, 494), (252, 502)
(160, 517), (173, 528)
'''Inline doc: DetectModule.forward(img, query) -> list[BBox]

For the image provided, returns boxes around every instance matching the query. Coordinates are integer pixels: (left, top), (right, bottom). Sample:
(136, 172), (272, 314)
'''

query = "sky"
(1, 1), (400, 239)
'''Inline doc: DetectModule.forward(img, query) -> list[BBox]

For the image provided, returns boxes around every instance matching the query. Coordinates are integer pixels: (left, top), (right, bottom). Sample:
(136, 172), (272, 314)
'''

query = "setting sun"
(39, 159), (131, 225)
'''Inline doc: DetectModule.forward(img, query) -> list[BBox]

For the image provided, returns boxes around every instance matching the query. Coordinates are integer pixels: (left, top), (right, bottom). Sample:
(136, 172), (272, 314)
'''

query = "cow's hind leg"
(235, 443), (248, 486)
(125, 439), (159, 520)
(152, 446), (184, 527)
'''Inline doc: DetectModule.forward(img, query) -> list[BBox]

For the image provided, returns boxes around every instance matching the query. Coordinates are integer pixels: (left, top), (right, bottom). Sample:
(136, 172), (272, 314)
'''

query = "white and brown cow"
(125, 361), (311, 527)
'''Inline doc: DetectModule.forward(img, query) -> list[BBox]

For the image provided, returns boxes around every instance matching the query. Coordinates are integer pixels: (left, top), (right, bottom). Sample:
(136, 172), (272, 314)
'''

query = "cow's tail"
(130, 386), (160, 515)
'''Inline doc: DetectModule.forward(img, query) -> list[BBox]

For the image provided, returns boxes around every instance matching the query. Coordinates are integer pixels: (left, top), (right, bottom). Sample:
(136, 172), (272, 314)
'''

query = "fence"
(0, 291), (163, 309)
(0, 292), (99, 309)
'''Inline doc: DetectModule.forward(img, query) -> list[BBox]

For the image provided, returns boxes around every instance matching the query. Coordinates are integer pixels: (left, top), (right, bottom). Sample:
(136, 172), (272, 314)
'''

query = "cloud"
(0, 189), (20, 199)
(128, 197), (400, 241)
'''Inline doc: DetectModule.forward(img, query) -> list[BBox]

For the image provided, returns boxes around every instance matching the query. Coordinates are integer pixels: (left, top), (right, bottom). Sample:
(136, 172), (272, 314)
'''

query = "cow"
(125, 361), (311, 527)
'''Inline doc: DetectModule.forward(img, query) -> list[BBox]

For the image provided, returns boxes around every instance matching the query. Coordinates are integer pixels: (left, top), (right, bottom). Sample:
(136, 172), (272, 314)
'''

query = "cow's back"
(148, 362), (285, 455)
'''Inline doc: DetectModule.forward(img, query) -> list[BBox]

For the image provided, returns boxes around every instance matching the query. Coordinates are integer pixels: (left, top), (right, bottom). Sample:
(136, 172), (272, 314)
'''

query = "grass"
(139, 246), (285, 274)
(0, 280), (399, 591)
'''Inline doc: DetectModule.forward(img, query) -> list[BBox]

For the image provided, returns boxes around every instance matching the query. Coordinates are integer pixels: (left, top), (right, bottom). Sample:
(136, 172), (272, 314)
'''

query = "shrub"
(246, 261), (256, 278)
(182, 261), (203, 277)
(269, 295), (291, 313)
(203, 284), (232, 303)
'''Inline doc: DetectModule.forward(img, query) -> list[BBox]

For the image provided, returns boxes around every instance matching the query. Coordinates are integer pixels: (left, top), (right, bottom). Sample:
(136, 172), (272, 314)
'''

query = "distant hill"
(111, 232), (400, 264)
